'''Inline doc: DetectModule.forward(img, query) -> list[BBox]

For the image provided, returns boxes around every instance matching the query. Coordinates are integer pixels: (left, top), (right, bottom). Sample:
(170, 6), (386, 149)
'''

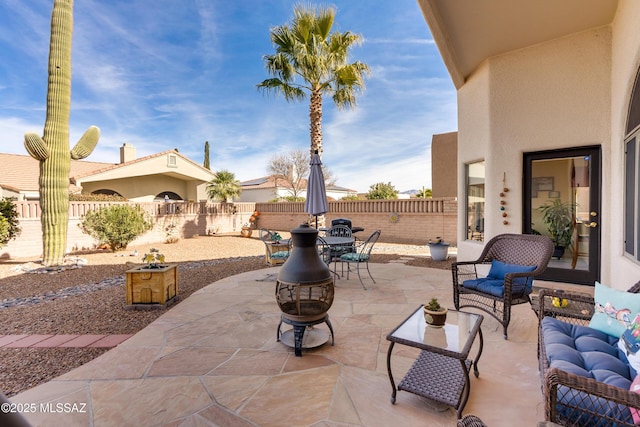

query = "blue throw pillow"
(487, 259), (536, 280)
(589, 281), (640, 338)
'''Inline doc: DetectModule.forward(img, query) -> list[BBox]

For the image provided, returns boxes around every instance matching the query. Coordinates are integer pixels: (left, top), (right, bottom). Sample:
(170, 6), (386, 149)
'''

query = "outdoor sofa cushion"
(541, 316), (635, 423)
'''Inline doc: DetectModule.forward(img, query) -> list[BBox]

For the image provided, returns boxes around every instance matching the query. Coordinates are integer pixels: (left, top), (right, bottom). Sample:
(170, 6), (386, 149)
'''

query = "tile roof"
(71, 149), (212, 180)
(0, 149), (213, 193)
(0, 153), (113, 192)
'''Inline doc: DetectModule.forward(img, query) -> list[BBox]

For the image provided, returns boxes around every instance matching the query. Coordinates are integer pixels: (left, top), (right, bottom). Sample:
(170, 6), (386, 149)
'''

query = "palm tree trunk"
(309, 89), (323, 155)
(309, 89), (326, 229)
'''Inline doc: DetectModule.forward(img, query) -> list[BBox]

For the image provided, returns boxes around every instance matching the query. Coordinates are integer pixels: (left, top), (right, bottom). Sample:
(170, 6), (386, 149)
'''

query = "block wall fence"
(0, 198), (457, 259)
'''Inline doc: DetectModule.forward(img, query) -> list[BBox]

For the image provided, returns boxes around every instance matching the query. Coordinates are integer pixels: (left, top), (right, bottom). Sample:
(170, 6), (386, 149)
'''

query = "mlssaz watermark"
(1, 402), (87, 414)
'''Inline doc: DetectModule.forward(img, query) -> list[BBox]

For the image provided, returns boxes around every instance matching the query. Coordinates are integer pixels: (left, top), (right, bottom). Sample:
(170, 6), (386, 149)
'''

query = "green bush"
(0, 216), (9, 247)
(0, 197), (21, 247)
(70, 193), (126, 202)
(79, 204), (153, 251)
(366, 182), (398, 199)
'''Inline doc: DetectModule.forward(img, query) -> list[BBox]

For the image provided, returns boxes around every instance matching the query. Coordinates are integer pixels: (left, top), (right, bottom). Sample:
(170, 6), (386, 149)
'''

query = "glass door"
(523, 146), (601, 285)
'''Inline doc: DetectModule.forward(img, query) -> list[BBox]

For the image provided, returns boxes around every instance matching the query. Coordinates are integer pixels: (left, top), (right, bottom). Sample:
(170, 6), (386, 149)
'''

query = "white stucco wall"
(457, 27), (613, 275)
(608, 0), (640, 287)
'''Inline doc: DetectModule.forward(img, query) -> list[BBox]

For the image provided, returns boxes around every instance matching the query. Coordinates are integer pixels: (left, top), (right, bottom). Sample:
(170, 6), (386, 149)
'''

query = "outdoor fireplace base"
(277, 314), (334, 357)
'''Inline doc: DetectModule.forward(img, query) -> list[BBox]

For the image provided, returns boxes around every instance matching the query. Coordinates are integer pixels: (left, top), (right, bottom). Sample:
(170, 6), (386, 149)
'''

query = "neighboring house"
(417, 0), (640, 287)
(239, 175), (357, 202)
(0, 143), (215, 202)
(0, 153), (111, 201)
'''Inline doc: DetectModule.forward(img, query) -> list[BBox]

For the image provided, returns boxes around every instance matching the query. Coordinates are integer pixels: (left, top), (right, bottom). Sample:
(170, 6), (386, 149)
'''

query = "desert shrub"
(0, 197), (21, 247)
(69, 193), (126, 202)
(79, 204), (153, 251)
(0, 216), (9, 247)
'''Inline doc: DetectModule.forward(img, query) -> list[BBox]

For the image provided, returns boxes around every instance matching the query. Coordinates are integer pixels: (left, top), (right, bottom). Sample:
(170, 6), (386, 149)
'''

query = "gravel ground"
(0, 234), (454, 397)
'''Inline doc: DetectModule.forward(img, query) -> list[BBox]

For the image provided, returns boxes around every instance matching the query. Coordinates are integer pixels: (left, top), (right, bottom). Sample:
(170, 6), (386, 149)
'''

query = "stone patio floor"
(9, 261), (562, 426)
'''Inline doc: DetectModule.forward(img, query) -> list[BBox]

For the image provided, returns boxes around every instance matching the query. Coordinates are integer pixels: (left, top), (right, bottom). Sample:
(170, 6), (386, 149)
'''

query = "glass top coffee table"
(386, 306), (484, 419)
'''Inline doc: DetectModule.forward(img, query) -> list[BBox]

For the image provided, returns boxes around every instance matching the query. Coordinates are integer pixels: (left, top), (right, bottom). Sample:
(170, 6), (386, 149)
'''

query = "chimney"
(120, 142), (136, 164)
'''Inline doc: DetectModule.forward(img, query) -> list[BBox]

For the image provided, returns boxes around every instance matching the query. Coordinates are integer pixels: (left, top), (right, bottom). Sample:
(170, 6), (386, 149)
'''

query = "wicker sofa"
(537, 283), (640, 426)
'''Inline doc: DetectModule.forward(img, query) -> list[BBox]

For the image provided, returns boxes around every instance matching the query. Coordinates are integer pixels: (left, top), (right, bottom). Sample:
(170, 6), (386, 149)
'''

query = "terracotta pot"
(240, 227), (252, 238)
(423, 306), (448, 328)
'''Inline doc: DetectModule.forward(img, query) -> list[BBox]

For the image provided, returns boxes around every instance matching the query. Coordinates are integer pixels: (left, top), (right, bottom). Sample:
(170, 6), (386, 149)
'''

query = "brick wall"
(0, 199), (457, 259)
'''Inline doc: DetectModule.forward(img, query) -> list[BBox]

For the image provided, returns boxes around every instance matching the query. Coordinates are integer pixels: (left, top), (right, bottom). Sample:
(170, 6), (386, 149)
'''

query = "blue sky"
(0, 0), (457, 193)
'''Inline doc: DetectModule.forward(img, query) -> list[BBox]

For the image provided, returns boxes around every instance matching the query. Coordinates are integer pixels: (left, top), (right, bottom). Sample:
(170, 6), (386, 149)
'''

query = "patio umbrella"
(305, 150), (329, 228)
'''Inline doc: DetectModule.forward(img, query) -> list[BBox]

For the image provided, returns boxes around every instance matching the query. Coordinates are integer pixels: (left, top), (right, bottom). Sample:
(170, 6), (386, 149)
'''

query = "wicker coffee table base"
(389, 346), (476, 418)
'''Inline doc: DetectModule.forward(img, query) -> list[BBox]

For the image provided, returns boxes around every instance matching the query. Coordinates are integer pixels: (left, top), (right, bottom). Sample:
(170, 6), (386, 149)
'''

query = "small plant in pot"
(423, 297), (448, 327)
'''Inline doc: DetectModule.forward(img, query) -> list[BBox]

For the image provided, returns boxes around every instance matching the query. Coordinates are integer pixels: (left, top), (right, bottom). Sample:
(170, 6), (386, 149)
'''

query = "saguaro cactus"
(24, 0), (99, 266)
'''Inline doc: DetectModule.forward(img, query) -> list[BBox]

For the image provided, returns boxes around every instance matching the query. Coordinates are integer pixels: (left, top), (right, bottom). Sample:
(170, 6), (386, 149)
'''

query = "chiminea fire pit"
(276, 223), (334, 356)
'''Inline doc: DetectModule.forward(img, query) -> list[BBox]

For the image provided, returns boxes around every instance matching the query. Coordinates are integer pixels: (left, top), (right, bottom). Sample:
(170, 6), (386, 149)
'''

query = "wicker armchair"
(452, 233), (553, 339)
(538, 282), (640, 426)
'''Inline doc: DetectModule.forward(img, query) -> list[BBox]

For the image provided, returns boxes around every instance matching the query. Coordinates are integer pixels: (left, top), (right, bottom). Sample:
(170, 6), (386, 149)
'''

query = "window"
(625, 67), (640, 262)
(625, 136), (639, 260)
(466, 161), (485, 241)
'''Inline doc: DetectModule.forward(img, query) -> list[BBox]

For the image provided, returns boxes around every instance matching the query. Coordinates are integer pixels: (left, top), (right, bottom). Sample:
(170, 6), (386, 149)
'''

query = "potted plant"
(428, 237), (450, 262)
(538, 199), (576, 259)
(241, 223), (253, 238)
(423, 297), (448, 327)
(270, 232), (282, 244)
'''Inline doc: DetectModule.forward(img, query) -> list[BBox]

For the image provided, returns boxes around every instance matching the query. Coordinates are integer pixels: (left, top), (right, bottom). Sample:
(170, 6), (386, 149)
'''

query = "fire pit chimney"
(275, 223), (334, 356)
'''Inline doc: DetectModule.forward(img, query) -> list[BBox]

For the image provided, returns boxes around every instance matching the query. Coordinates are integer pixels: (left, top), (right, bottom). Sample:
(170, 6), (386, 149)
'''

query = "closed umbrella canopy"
(305, 150), (329, 224)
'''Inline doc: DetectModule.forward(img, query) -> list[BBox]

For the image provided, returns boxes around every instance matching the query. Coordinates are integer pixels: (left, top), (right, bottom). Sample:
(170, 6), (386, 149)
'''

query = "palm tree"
(257, 3), (369, 157)
(416, 187), (432, 198)
(206, 170), (242, 202)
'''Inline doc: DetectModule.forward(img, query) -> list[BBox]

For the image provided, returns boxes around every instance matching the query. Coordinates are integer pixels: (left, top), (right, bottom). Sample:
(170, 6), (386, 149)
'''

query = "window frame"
(465, 160), (485, 242)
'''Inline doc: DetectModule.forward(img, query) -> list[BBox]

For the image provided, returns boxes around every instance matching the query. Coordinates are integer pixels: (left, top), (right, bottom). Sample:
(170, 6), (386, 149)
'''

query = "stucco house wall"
(456, 27), (612, 268)
(609, 1), (640, 284)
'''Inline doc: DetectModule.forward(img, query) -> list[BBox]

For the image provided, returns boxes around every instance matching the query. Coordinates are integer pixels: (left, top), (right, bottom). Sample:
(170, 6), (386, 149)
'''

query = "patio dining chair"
(316, 236), (340, 279)
(327, 224), (352, 237)
(452, 233), (553, 339)
(339, 229), (381, 290)
(327, 224), (354, 257)
(259, 228), (290, 266)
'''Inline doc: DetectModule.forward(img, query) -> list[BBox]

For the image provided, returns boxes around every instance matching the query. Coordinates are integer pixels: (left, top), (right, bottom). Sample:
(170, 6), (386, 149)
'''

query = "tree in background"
(257, 4), (369, 158)
(203, 140), (210, 170)
(416, 187), (433, 198)
(366, 182), (399, 200)
(0, 197), (21, 248)
(23, 0), (100, 265)
(268, 149), (336, 201)
(206, 170), (242, 202)
(269, 149), (308, 200)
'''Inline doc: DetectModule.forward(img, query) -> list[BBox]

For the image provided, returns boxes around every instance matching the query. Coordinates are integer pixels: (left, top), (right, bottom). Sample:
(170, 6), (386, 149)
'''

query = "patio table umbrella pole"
(305, 150), (329, 229)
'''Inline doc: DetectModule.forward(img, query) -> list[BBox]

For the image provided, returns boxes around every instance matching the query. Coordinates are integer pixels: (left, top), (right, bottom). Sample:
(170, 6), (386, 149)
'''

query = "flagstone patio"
(9, 262), (560, 426)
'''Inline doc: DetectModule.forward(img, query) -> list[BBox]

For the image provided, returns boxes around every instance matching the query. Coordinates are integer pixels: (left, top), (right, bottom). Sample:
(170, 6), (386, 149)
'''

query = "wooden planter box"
(125, 264), (178, 309)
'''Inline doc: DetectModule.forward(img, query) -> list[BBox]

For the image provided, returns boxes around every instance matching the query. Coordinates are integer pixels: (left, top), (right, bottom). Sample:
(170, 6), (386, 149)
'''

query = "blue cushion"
(271, 251), (289, 259)
(341, 253), (368, 262)
(589, 281), (640, 338)
(487, 260), (536, 284)
(462, 277), (533, 297)
(542, 317), (635, 423)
